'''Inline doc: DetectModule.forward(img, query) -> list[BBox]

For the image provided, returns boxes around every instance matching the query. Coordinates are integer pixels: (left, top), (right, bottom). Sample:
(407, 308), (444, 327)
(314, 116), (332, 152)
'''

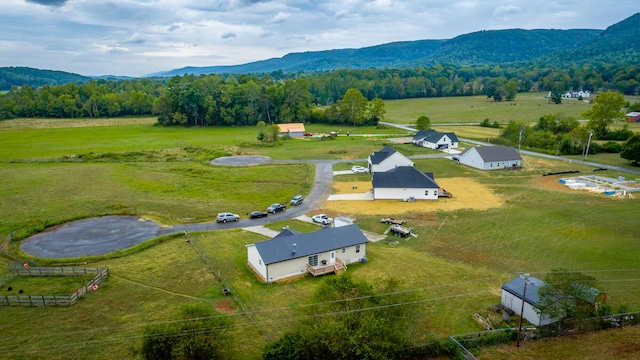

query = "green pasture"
(383, 92), (592, 125)
(0, 113), (639, 358)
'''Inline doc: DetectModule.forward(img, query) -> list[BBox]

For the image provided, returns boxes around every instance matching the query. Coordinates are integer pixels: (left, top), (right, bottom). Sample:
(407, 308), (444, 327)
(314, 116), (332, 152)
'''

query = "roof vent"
(292, 243), (297, 254)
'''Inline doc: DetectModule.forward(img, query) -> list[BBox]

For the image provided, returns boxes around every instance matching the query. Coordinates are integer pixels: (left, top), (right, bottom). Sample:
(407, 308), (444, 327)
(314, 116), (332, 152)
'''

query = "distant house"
(412, 129), (459, 149)
(277, 123), (306, 137)
(368, 146), (414, 173)
(372, 166), (440, 200)
(458, 145), (522, 171)
(246, 224), (368, 283)
(626, 112), (640, 123)
(501, 276), (558, 326)
(554, 90), (591, 99)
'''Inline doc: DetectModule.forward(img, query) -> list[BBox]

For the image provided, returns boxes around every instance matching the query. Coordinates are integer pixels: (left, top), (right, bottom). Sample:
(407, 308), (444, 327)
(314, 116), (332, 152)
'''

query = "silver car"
(216, 212), (239, 223)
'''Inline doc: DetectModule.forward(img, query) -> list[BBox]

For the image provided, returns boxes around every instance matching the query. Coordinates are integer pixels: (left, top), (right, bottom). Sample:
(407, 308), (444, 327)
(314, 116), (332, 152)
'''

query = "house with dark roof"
(372, 166), (440, 200)
(501, 276), (558, 326)
(277, 123), (306, 137)
(412, 129), (459, 149)
(246, 224), (368, 283)
(458, 145), (522, 170)
(367, 146), (414, 173)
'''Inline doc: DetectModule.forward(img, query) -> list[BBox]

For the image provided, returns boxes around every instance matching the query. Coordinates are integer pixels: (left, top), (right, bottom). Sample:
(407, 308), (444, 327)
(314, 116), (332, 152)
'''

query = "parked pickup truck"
(380, 217), (405, 225)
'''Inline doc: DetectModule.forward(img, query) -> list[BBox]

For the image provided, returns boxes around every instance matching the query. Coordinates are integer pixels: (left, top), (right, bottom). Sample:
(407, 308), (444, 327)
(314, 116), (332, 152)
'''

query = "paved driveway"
(21, 159), (338, 258)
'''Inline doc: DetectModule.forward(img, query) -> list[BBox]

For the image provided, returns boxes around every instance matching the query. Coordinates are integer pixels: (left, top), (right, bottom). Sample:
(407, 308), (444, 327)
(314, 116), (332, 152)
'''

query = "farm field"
(1, 107), (640, 358)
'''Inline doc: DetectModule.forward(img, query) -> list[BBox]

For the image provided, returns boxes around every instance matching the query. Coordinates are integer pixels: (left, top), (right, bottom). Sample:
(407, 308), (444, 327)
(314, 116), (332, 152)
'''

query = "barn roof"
(372, 166), (439, 189)
(253, 224), (368, 265)
(277, 123), (306, 133)
(502, 276), (546, 306)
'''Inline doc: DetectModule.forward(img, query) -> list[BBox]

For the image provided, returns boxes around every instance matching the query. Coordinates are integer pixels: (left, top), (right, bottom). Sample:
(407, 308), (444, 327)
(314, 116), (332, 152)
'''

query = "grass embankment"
(0, 107), (639, 358)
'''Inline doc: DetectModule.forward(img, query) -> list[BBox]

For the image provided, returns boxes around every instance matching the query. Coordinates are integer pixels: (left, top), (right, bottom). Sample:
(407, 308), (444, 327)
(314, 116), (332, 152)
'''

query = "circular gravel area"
(210, 155), (271, 166)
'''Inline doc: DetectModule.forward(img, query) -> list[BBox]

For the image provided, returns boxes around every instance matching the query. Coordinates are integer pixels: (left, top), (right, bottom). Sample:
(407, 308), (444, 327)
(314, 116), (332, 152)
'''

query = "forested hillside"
(0, 67), (90, 91)
(0, 14), (638, 122)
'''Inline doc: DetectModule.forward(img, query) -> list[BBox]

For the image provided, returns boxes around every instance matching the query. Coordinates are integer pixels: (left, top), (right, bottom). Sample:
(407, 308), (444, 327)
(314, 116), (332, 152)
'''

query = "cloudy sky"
(0, 0), (637, 77)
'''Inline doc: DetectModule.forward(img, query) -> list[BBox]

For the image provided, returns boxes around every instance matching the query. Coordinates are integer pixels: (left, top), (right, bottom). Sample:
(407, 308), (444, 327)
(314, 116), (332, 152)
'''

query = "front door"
(330, 251), (336, 264)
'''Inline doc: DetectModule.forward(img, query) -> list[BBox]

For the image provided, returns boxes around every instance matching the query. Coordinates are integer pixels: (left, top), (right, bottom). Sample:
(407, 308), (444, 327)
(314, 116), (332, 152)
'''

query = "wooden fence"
(0, 266), (109, 307)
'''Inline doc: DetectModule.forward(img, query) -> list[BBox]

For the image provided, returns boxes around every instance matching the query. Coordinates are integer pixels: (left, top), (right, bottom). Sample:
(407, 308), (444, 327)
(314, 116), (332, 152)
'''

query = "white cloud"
(0, 0), (636, 76)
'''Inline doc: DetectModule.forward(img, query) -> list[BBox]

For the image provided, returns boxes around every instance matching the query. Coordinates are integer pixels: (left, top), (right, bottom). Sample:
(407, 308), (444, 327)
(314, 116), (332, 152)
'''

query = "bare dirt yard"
(324, 177), (503, 216)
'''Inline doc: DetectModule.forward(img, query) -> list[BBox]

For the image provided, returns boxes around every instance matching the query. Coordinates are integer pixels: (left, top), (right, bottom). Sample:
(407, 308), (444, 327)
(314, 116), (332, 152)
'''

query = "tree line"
(0, 63), (638, 122)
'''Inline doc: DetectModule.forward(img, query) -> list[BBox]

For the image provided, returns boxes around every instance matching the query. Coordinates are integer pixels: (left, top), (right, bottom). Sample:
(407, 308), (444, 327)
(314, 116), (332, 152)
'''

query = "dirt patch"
(325, 177), (503, 216)
(533, 174), (579, 193)
(215, 299), (235, 314)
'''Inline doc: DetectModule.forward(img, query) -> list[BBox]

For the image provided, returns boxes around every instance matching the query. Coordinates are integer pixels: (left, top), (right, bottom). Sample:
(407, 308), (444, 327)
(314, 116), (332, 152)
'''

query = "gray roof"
(253, 224), (368, 265)
(369, 146), (396, 165)
(502, 276), (546, 306)
(413, 129), (459, 143)
(372, 166), (439, 189)
(462, 145), (522, 162)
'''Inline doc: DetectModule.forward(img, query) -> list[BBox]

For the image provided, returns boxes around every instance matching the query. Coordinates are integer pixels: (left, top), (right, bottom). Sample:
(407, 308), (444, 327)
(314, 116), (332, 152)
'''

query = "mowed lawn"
(0, 113), (639, 358)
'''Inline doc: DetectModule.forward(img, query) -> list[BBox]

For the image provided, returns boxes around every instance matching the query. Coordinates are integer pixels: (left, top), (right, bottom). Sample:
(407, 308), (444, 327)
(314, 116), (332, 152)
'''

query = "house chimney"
(292, 243), (297, 254)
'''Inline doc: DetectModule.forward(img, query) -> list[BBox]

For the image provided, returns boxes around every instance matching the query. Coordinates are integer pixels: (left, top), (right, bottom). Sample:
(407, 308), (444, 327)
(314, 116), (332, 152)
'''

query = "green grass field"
(0, 104), (639, 358)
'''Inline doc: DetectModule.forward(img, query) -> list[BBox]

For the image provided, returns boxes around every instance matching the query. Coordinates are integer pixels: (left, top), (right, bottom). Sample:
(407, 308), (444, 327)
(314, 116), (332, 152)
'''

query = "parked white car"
(312, 214), (333, 225)
(216, 212), (239, 223)
(351, 165), (368, 173)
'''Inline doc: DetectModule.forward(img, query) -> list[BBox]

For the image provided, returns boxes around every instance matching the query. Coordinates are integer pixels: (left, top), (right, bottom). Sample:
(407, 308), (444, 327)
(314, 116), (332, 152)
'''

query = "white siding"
(373, 187), (438, 200)
(459, 148), (485, 170)
(246, 244), (267, 282)
(501, 290), (555, 326)
(371, 152), (415, 173)
(251, 244), (367, 283)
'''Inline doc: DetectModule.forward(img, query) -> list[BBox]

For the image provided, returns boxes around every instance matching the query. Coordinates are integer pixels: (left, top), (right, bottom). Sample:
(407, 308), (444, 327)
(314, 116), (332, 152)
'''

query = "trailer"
(380, 217), (406, 225)
(389, 224), (413, 237)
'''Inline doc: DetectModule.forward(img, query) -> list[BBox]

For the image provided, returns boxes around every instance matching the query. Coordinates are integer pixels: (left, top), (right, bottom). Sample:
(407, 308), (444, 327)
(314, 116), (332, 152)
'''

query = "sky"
(0, 0), (637, 77)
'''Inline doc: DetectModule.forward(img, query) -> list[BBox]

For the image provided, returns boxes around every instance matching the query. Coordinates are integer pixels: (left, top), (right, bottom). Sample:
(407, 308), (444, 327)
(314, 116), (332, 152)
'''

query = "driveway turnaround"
(21, 159), (337, 258)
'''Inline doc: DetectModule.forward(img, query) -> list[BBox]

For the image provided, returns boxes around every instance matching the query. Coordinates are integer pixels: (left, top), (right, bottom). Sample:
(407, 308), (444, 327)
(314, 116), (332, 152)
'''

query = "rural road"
(21, 159), (338, 258)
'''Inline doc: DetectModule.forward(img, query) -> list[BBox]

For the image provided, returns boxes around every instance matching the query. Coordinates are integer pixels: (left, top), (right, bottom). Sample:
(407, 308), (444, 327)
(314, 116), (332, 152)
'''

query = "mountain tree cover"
(0, 62), (638, 122)
(263, 275), (416, 360)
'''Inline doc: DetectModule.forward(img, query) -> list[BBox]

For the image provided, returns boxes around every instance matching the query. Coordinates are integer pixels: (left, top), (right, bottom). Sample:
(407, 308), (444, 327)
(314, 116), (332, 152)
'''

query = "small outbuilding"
(501, 276), (558, 326)
(412, 129), (459, 150)
(368, 146), (414, 173)
(372, 166), (440, 200)
(458, 145), (522, 170)
(246, 224), (368, 283)
(626, 112), (640, 123)
(277, 123), (306, 137)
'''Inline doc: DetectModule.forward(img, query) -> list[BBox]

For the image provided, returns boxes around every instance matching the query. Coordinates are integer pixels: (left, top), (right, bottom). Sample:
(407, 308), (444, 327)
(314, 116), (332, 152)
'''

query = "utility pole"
(518, 126), (523, 152)
(585, 130), (594, 160)
(517, 272), (530, 348)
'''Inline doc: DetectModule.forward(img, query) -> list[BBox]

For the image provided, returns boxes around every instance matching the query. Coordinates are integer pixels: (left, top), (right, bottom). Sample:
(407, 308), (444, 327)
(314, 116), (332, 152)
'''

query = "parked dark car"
(248, 211), (268, 219)
(267, 203), (286, 213)
(290, 195), (303, 206)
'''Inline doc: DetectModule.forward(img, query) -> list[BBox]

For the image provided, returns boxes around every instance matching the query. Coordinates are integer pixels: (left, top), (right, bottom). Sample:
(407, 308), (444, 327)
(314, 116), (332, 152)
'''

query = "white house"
(246, 224), (368, 283)
(501, 276), (557, 326)
(372, 166), (440, 200)
(412, 130), (459, 150)
(277, 123), (306, 137)
(458, 145), (522, 171)
(367, 146), (414, 173)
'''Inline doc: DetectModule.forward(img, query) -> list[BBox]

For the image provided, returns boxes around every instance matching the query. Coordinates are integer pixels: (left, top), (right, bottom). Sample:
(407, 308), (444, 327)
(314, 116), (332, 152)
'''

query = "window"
(342, 248), (346, 253)
(356, 245), (360, 253)
(308, 255), (318, 267)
